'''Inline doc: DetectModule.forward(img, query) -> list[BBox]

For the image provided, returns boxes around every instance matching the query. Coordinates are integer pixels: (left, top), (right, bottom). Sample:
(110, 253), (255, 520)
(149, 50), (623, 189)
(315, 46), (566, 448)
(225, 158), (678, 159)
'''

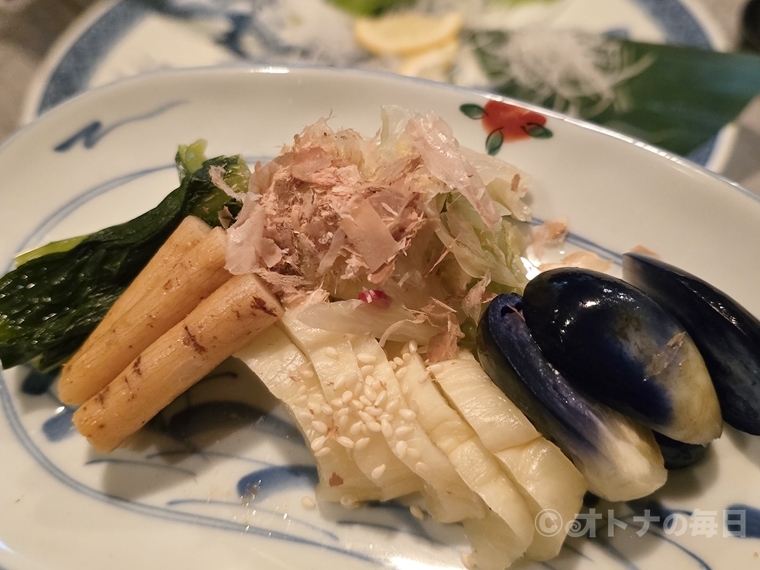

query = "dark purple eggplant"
(477, 294), (666, 502)
(653, 431), (709, 470)
(623, 252), (760, 435)
(522, 267), (721, 445)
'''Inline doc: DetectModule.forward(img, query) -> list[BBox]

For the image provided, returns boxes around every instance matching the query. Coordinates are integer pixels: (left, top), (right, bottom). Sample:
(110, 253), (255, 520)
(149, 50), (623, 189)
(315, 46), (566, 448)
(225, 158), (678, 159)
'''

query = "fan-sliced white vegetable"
(234, 326), (381, 503)
(281, 306), (423, 501)
(394, 350), (535, 567)
(350, 335), (484, 522)
(430, 349), (586, 560)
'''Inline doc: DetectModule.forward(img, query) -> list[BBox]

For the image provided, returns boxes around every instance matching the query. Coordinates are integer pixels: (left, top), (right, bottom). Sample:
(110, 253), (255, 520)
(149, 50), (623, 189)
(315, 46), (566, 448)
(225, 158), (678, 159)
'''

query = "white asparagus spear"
(73, 273), (282, 452)
(60, 225), (231, 404)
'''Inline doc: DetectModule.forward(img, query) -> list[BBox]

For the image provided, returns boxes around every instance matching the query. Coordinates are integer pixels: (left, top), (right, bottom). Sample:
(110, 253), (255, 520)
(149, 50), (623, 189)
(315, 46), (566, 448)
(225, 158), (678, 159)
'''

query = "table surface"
(1, 0), (759, 192)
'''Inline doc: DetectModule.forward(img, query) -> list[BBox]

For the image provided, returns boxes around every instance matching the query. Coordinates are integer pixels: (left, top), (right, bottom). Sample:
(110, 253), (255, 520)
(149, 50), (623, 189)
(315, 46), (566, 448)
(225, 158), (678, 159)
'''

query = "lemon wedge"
(398, 38), (459, 81)
(354, 11), (464, 56)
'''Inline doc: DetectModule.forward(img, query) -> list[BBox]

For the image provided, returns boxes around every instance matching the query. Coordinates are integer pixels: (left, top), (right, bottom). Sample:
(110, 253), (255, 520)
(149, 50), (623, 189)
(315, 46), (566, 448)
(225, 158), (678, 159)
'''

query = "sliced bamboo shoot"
(73, 273), (282, 451)
(60, 225), (231, 404)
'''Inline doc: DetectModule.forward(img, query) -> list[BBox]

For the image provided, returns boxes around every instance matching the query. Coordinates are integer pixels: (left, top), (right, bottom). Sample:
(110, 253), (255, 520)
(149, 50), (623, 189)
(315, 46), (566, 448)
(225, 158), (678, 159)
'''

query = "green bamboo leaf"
(471, 30), (760, 157)
(460, 103), (486, 119)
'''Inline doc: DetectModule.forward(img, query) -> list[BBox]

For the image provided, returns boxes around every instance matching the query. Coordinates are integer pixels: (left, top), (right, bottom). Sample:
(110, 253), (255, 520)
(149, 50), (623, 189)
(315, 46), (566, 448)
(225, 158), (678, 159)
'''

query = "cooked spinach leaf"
(0, 149), (249, 371)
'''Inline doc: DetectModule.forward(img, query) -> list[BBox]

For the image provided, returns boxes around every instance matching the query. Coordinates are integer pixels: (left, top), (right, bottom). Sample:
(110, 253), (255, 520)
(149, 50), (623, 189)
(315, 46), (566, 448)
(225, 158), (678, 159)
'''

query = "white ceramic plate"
(2, 66), (760, 570)
(21, 0), (735, 170)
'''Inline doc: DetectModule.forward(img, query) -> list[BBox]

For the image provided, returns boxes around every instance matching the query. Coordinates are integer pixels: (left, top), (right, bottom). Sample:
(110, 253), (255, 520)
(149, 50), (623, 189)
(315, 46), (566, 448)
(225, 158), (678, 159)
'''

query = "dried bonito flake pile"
(225, 106), (531, 361)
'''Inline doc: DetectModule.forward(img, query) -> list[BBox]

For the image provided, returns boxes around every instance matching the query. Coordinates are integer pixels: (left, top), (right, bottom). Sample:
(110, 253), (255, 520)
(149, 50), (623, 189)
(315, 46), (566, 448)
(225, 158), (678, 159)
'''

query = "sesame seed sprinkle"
(302, 496), (317, 509)
(371, 464), (387, 479)
(314, 447), (331, 457)
(410, 505), (425, 521)
(311, 420), (328, 434)
(399, 408), (416, 421)
(355, 437), (371, 450)
(357, 352), (377, 364)
(394, 426), (414, 438)
(325, 347), (339, 359)
(310, 436), (327, 451)
(395, 441), (408, 457)
(337, 436), (355, 448)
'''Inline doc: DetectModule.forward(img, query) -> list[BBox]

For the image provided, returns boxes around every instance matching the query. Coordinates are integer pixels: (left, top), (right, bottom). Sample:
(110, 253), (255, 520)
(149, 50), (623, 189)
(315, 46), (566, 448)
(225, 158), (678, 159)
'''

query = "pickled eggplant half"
(623, 252), (760, 435)
(653, 432), (709, 470)
(477, 294), (667, 502)
(522, 268), (722, 445)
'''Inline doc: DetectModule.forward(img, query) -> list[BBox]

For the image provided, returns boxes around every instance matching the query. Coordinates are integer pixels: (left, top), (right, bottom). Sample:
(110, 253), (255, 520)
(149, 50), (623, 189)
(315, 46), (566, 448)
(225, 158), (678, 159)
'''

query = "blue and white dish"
(2, 66), (760, 570)
(22, 0), (734, 170)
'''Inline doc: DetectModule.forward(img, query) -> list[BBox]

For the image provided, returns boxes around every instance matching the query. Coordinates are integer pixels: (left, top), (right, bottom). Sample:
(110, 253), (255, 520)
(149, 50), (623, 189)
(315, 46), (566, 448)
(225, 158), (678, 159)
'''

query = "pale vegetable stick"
(94, 216), (211, 333)
(73, 273), (282, 452)
(59, 226), (231, 405)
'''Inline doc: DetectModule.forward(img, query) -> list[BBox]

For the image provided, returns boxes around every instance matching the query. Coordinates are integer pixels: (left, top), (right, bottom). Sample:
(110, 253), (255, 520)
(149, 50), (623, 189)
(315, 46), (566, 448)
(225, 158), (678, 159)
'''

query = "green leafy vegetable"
(0, 144), (249, 371)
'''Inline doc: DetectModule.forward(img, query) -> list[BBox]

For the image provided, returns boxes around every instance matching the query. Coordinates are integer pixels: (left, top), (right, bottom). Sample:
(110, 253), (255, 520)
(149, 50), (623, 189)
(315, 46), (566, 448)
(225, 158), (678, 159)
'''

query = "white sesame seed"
(393, 357), (404, 366)
(297, 385), (308, 396)
(353, 381), (364, 397)
(410, 505), (424, 521)
(302, 496), (317, 509)
(349, 421), (363, 436)
(417, 373), (428, 384)
(415, 461), (429, 473)
(350, 399), (365, 411)
(395, 426), (413, 439)
(330, 398), (343, 408)
(325, 347), (339, 359)
(364, 385), (378, 401)
(357, 352), (377, 364)
(340, 495), (356, 507)
(386, 398), (401, 414)
(337, 436), (355, 449)
(321, 404), (333, 415)
(301, 368), (315, 379)
(360, 365), (375, 376)
(359, 395), (372, 407)
(462, 552), (475, 570)
(371, 380), (382, 392)
(307, 400), (321, 414)
(296, 411), (313, 423)
(395, 367), (407, 379)
(390, 361), (398, 370)
(295, 394), (308, 405)
(364, 375), (375, 386)
(406, 448), (421, 460)
(374, 391), (388, 408)
(341, 390), (353, 404)
(379, 413), (392, 422)
(311, 436), (327, 452)
(366, 406), (383, 417)
(398, 408), (417, 421)
(355, 437), (371, 451)
(338, 415), (350, 430)
(371, 464), (386, 479)
(314, 447), (331, 457)
(409, 340), (418, 354)
(402, 384), (410, 395)
(428, 363), (444, 374)
(311, 420), (328, 434)
(358, 411), (373, 423)
(367, 421), (382, 433)
(395, 441), (408, 457)
(402, 353), (411, 362)
(336, 407), (350, 418)
(381, 419), (393, 439)
(333, 375), (347, 391)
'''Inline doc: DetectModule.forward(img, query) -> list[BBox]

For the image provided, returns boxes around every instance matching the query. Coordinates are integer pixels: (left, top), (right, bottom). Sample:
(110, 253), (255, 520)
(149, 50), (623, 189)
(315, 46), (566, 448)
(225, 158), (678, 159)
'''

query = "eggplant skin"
(653, 431), (709, 470)
(623, 252), (760, 435)
(521, 267), (721, 445)
(477, 294), (666, 502)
